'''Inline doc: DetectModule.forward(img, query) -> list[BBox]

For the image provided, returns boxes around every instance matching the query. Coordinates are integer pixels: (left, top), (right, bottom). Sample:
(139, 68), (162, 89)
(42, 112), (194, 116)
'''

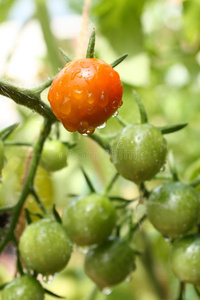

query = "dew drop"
(112, 110), (119, 117)
(71, 69), (82, 80)
(99, 91), (108, 107)
(42, 275), (54, 284)
(77, 246), (90, 254)
(102, 287), (113, 295)
(112, 100), (118, 109)
(61, 97), (71, 115)
(88, 93), (95, 104)
(77, 121), (89, 134)
(125, 275), (132, 282)
(73, 89), (83, 100)
(160, 165), (166, 172)
(97, 122), (106, 129)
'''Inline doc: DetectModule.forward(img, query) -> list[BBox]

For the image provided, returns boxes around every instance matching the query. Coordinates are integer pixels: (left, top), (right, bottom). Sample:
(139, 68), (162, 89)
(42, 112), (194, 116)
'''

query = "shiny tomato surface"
(48, 58), (123, 134)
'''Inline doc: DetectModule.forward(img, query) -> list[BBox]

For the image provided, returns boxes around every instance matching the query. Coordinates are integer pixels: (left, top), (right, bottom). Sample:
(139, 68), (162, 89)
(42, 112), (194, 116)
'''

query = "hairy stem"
(0, 80), (57, 121)
(0, 119), (52, 253)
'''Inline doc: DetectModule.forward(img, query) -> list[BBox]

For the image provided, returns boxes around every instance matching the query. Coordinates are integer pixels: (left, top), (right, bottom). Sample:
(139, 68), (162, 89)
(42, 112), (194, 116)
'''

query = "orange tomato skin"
(48, 58), (123, 134)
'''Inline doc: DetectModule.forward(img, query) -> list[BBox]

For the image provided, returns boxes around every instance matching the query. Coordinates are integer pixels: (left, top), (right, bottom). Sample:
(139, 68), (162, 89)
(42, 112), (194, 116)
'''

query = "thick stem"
(0, 119), (52, 253)
(0, 80), (56, 121)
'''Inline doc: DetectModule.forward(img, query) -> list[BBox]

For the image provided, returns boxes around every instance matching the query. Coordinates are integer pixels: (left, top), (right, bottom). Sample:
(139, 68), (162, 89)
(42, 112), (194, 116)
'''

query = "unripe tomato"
(0, 140), (4, 172)
(84, 238), (136, 289)
(110, 124), (167, 184)
(170, 234), (200, 284)
(40, 140), (67, 172)
(19, 219), (72, 275)
(48, 58), (123, 135)
(1, 275), (44, 300)
(62, 193), (116, 246)
(147, 182), (199, 238)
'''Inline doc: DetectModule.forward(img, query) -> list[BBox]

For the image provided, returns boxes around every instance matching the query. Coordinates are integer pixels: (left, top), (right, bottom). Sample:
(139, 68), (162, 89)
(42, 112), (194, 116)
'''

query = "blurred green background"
(0, 0), (200, 299)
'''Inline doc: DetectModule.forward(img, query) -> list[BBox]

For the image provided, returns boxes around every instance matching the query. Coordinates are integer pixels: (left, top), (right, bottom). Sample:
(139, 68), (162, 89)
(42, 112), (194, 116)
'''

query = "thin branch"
(0, 119), (52, 253)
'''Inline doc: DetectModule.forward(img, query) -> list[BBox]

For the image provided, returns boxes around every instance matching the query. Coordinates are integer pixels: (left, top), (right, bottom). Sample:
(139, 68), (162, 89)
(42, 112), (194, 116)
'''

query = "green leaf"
(92, 0), (145, 55)
(0, 123), (19, 141)
(158, 123), (188, 135)
(0, 0), (19, 23)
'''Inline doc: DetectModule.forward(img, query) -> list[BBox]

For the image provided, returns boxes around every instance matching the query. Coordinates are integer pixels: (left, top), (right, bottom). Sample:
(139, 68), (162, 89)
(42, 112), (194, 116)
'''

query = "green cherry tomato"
(1, 275), (44, 300)
(40, 140), (67, 172)
(84, 238), (136, 289)
(170, 234), (200, 284)
(62, 193), (116, 246)
(110, 124), (167, 184)
(19, 219), (72, 275)
(0, 140), (4, 172)
(147, 182), (199, 238)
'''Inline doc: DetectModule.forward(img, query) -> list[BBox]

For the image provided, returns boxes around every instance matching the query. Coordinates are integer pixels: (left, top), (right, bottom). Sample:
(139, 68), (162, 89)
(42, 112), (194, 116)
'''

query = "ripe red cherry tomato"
(48, 58), (123, 135)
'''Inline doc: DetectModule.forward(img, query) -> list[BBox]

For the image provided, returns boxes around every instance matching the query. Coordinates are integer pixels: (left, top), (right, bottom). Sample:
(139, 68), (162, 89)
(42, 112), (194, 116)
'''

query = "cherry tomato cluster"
(1, 36), (200, 300)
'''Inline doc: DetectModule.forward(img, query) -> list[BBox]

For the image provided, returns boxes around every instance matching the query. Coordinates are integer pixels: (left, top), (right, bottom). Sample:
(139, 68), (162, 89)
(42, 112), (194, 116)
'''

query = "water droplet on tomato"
(77, 245), (90, 254)
(71, 69), (82, 80)
(102, 287), (113, 295)
(112, 110), (119, 117)
(97, 122), (106, 129)
(88, 93), (95, 104)
(42, 275), (54, 284)
(73, 89), (83, 100)
(112, 100), (118, 109)
(79, 61), (90, 68)
(99, 91), (108, 107)
(61, 97), (71, 115)
(125, 275), (132, 282)
(77, 121), (89, 134)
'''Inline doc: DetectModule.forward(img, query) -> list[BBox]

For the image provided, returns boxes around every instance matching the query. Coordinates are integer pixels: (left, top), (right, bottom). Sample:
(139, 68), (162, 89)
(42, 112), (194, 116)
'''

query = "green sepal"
(0, 282), (9, 290)
(80, 167), (96, 193)
(25, 208), (32, 225)
(52, 204), (62, 224)
(62, 141), (77, 149)
(110, 54), (128, 68)
(132, 90), (148, 124)
(86, 29), (96, 58)
(158, 123), (188, 135)
(44, 288), (65, 299)
(58, 48), (72, 63)
(0, 123), (19, 141)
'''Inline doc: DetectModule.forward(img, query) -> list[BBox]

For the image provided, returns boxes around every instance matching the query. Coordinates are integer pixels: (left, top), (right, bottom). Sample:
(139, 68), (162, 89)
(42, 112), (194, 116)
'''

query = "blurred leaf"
(0, 0), (19, 23)
(92, 0), (145, 55)
(183, 0), (200, 46)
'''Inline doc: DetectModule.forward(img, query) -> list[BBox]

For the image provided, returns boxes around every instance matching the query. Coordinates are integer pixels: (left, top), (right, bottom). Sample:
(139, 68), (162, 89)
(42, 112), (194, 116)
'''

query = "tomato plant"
(62, 193), (116, 246)
(1, 275), (44, 300)
(19, 219), (72, 275)
(48, 58), (123, 134)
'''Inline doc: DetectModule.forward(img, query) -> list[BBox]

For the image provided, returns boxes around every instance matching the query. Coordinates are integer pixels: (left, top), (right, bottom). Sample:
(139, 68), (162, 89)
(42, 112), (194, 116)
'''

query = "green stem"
(168, 151), (179, 182)
(0, 80), (56, 121)
(0, 205), (15, 213)
(88, 132), (116, 152)
(85, 285), (98, 300)
(0, 119), (52, 253)
(132, 90), (148, 124)
(102, 173), (119, 196)
(4, 142), (32, 147)
(30, 189), (47, 215)
(34, 0), (62, 74)
(110, 54), (128, 68)
(116, 115), (128, 127)
(177, 282), (185, 300)
(31, 77), (55, 95)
